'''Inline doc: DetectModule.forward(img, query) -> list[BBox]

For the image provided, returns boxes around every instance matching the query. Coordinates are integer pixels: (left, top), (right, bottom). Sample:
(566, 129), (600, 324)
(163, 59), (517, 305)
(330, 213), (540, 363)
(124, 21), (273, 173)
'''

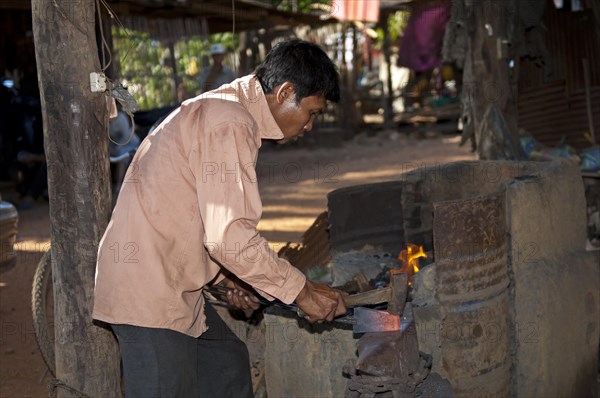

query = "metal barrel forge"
(432, 191), (510, 396)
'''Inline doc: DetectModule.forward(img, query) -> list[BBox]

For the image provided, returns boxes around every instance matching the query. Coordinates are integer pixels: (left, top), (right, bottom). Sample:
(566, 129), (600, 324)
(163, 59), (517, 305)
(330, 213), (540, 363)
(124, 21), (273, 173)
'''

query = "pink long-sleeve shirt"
(93, 75), (306, 337)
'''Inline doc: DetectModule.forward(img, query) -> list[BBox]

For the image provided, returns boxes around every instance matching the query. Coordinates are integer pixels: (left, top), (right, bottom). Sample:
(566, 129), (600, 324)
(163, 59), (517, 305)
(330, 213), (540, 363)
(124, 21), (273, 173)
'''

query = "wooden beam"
(31, 0), (121, 396)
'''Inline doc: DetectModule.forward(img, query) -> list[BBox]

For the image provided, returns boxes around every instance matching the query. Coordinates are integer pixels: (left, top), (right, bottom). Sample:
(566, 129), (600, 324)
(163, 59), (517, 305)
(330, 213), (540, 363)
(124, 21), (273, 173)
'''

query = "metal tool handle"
(204, 284), (302, 312)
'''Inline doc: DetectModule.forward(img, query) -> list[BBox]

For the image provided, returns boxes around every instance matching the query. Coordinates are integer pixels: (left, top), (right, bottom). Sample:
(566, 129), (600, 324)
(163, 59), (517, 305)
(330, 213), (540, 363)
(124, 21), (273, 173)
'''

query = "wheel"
(31, 249), (55, 376)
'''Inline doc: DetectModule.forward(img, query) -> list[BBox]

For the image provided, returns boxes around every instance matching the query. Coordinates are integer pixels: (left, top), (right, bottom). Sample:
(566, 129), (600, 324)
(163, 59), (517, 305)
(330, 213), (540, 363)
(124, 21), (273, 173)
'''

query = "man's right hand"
(294, 280), (347, 323)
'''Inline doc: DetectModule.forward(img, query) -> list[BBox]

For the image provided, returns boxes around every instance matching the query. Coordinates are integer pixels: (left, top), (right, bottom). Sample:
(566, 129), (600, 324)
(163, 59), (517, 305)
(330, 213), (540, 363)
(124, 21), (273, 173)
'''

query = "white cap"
(209, 44), (226, 55)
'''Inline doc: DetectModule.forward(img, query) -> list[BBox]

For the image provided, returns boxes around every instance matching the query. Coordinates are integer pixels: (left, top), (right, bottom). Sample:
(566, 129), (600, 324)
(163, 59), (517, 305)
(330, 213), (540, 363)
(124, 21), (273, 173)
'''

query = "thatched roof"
(107, 0), (333, 38)
(1, 0), (415, 40)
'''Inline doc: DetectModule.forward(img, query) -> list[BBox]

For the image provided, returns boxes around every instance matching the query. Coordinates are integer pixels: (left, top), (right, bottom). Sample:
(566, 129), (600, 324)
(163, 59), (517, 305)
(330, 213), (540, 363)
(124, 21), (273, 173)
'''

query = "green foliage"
(111, 0), (329, 110)
(388, 10), (410, 41)
(266, 0), (331, 13)
(372, 10), (410, 50)
(113, 28), (238, 110)
(113, 28), (172, 110)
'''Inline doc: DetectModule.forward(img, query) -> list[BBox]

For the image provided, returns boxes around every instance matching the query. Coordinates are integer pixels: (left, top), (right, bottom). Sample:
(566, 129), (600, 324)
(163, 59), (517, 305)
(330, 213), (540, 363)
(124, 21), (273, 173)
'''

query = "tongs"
(203, 285), (411, 333)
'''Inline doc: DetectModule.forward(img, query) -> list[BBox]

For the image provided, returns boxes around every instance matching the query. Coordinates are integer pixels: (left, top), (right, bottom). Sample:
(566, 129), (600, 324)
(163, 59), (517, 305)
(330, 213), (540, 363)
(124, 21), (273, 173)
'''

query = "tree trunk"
(31, 1), (121, 396)
(453, 0), (524, 160)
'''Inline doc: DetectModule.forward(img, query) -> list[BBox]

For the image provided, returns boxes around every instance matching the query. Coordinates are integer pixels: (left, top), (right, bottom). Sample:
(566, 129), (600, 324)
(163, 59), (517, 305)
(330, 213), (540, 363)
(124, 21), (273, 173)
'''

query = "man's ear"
(275, 82), (296, 104)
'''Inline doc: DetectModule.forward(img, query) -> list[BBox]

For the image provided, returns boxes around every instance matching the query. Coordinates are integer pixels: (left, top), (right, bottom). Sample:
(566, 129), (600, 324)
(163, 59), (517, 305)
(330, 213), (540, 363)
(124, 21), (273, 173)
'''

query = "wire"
(107, 111), (136, 148)
(95, 0), (137, 146)
(96, 0), (112, 72)
(98, 0), (137, 66)
(99, 0), (126, 34)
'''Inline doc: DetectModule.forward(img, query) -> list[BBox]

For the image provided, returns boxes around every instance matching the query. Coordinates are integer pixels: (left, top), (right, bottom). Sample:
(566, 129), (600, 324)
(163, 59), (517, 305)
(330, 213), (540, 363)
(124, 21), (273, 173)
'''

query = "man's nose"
(304, 119), (314, 132)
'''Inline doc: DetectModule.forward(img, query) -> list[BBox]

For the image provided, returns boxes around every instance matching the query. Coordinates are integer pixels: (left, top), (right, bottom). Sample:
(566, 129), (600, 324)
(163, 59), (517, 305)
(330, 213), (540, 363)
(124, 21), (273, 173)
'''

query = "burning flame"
(395, 244), (427, 284)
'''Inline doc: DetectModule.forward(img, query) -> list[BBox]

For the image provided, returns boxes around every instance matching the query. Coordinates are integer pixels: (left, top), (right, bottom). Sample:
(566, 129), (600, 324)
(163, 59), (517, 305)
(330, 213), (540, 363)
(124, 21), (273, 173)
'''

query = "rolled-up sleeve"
(189, 119), (306, 304)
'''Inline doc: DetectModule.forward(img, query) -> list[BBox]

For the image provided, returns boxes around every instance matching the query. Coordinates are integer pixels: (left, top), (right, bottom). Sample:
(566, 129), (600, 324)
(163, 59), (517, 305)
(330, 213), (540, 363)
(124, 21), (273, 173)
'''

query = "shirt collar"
(208, 75), (283, 140)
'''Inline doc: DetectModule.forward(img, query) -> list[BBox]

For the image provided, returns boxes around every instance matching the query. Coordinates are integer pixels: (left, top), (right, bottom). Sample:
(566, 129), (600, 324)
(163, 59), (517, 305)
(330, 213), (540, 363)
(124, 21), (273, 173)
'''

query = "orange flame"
(395, 244), (427, 283)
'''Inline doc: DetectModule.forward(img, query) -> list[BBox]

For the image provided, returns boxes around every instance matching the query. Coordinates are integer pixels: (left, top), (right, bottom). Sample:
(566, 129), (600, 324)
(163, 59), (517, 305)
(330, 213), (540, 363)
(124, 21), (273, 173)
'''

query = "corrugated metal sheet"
(518, 0), (599, 150)
(518, 82), (599, 149)
(518, 1), (600, 93)
(277, 211), (331, 273)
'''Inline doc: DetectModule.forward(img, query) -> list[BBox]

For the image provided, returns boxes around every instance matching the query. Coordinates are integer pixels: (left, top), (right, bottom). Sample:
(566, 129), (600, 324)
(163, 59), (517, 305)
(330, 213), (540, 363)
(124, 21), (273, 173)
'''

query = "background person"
(8, 98), (47, 210)
(108, 109), (140, 195)
(198, 43), (237, 93)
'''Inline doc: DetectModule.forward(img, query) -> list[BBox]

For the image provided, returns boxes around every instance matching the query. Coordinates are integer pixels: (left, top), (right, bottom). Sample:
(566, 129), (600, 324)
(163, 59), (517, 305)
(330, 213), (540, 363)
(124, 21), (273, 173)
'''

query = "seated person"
(10, 108), (47, 210)
(109, 110), (140, 195)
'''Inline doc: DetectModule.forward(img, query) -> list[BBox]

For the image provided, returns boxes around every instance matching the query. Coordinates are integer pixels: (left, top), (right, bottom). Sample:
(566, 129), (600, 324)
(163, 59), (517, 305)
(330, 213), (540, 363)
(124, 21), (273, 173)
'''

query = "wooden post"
(259, 26), (272, 61)
(582, 58), (596, 143)
(31, 1), (121, 396)
(460, 0), (523, 160)
(167, 40), (181, 104)
(338, 22), (350, 132)
(380, 10), (395, 129)
(238, 31), (251, 76)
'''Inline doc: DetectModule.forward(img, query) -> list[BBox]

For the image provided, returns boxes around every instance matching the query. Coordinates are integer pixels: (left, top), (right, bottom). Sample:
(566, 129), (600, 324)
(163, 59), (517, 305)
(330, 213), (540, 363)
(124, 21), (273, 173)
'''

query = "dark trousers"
(112, 302), (253, 398)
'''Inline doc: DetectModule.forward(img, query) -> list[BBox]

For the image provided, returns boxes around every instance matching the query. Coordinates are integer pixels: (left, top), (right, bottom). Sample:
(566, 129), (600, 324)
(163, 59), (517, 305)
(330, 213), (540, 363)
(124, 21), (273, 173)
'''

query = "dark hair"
(255, 39), (340, 103)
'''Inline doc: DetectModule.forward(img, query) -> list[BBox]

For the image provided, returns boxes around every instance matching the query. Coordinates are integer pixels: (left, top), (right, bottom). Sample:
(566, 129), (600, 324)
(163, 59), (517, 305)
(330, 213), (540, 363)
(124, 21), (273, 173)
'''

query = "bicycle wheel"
(31, 249), (55, 376)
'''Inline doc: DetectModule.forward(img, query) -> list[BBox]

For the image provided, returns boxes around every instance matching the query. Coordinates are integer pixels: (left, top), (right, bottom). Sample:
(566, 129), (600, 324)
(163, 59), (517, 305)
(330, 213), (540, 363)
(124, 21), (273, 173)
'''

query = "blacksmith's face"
(273, 92), (326, 144)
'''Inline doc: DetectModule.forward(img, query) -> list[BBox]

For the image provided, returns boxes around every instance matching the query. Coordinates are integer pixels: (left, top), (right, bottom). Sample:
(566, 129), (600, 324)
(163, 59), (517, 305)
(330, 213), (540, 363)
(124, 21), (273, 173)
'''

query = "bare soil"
(0, 131), (475, 397)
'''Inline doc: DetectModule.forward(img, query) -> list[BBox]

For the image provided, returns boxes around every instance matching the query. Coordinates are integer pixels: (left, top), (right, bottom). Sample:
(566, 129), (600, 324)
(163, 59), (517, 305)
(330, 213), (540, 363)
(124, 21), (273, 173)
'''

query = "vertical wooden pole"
(349, 25), (364, 128)
(238, 31), (248, 76)
(461, 0), (523, 160)
(31, 0), (121, 396)
(167, 40), (180, 104)
(582, 59), (596, 143)
(378, 10), (394, 129)
(338, 22), (350, 131)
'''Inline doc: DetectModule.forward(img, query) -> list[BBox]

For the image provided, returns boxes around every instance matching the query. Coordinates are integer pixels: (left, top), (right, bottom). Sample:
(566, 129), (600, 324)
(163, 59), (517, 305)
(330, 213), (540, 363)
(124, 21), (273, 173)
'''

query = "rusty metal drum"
(432, 191), (510, 397)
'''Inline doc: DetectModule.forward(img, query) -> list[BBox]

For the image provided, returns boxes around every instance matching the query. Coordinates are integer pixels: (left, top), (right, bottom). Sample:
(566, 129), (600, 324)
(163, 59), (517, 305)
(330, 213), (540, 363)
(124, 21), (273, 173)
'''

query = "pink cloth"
(397, 0), (451, 72)
(331, 0), (380, 23)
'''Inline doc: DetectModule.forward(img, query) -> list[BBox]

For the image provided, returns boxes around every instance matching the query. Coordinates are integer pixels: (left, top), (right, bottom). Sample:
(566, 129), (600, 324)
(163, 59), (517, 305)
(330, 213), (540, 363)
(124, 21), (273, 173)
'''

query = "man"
(93, 39), (347, 397)
(198, 43), (237, 93)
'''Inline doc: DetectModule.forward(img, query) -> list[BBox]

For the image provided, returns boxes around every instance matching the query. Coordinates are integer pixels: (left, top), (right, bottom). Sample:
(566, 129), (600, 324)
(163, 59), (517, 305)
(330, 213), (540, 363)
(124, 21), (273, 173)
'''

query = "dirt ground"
(0, 130), (475, 397)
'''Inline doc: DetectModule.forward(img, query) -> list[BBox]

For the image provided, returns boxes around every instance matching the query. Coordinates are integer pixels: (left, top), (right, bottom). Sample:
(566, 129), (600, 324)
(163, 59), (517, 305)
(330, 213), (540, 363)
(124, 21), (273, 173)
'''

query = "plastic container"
(0, 200), (19, 269)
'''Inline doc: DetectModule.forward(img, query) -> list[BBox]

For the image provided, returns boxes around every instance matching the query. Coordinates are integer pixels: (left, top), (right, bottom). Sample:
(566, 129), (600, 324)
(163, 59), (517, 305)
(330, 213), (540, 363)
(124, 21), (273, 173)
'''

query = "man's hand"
(220, 276), (261, 317)
(294, 280), (347, 324)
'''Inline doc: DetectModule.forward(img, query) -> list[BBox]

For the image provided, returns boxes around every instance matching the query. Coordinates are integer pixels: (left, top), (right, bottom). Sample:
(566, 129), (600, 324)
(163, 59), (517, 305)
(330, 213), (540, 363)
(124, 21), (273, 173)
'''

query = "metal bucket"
(0, 201), (19, 269)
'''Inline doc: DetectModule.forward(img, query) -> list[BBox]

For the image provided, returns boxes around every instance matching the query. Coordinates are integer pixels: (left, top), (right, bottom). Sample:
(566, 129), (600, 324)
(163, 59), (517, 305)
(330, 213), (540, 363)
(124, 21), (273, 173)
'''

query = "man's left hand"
(220, 276), (261, 317)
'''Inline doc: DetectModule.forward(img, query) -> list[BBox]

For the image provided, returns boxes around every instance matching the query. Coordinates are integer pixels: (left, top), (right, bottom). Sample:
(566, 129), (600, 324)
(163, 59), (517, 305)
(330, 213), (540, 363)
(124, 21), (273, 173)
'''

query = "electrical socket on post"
(90, 72), (107, 93)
